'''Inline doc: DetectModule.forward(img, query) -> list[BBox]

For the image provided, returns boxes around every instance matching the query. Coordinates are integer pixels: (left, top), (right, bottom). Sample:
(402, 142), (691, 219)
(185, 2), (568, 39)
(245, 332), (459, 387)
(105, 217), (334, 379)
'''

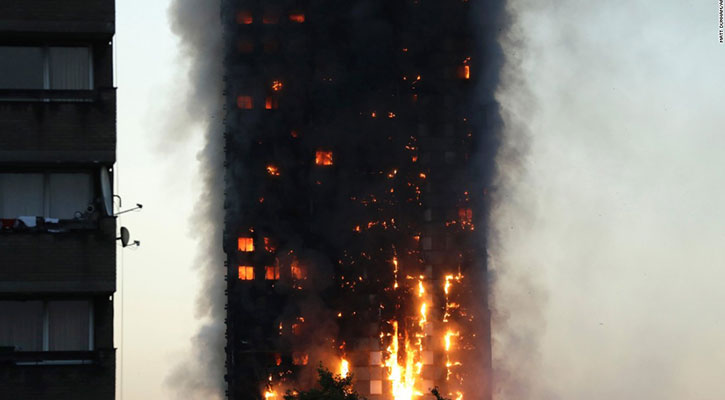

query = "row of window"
(0, 46), (93, 90)
(238, 265), (306, 281)
(236, 11), (305, 25)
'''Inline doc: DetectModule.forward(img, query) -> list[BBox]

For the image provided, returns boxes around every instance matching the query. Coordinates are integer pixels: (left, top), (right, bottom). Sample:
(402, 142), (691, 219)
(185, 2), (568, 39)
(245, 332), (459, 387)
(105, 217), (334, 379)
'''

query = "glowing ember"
(266, 165), (280, 176)
(272, 80), (283, 91)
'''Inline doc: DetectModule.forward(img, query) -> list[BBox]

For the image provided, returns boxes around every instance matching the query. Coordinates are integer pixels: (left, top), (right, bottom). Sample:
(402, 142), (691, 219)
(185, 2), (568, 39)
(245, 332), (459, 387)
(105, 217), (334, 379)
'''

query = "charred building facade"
(223, 1), (500, 399)
(0, 1), (116, 399)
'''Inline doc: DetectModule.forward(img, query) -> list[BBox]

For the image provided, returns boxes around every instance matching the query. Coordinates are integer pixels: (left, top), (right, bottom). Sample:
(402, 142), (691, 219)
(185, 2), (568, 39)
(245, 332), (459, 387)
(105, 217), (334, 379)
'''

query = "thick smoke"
(165, 0), (226, 398)
(487, 2), (550, 398)
(490, 1), (725, 399)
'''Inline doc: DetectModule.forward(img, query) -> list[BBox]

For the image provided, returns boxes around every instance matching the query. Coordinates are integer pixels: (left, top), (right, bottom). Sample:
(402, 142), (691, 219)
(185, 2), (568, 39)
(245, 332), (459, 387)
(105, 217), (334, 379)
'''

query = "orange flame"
(340, 359), (350, 378)
(266, 165), (280, 176)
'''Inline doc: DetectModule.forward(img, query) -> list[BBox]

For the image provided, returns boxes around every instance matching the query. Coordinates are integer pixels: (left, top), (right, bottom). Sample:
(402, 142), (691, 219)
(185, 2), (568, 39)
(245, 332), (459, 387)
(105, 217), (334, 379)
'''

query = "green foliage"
(283, 366), (364, 400)
(283, 365), (451, 400)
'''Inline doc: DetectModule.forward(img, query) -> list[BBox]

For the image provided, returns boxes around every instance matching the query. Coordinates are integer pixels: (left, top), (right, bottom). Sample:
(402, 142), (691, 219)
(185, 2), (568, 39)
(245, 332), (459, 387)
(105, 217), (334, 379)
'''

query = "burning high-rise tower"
(221, 1), (503, 399)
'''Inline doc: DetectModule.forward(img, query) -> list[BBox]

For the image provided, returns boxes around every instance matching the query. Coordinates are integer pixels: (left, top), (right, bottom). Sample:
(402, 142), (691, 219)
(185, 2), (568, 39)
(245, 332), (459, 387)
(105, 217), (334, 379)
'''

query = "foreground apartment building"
(0, 1), (117, 398)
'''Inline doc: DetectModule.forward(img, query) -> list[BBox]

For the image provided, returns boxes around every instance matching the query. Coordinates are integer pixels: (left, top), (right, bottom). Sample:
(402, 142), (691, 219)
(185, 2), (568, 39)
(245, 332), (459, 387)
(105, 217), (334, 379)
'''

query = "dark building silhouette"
(0, 1), (117, 399)
(222, 2), (499, 399)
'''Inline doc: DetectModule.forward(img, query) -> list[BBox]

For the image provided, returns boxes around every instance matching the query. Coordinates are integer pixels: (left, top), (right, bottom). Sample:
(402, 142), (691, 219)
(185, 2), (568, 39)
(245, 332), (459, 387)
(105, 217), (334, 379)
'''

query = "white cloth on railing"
(17, 216), (37, 227)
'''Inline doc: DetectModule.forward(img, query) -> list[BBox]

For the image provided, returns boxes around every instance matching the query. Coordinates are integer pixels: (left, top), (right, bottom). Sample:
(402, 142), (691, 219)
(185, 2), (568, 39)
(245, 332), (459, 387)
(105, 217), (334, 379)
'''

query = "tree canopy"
(282, 366), (450, 400)
(283, 367), (363, 400)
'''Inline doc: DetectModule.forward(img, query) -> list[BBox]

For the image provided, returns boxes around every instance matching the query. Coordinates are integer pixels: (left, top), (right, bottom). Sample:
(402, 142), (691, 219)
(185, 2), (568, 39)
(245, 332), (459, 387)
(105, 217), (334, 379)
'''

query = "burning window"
(369, 351), (382, 365)
(237, 39), (254, 54)
(315, 150), (333, 166)
(265, 266), (280, 280)
(458, 64), (471, 80)
(264, 238), (276, 252)
(262, 14), (279, 24)
(237, 95), (253, 110)
(236, 11), (253, 25)
(292, 352), (308, 365)
(265, 96), (279, 110)
(291, 318), (304, 335)
(422, 351), (434, 365)
(370, 380), (383, 395)
(263, 39), (279, 53)
(291, 260), (306, 280)
(459, 208), (473, 223)
(238, 266), (254, 280)
(238, 237), (254, 252)
(289, 13), (305, 23)
(271, 80), (283, 92)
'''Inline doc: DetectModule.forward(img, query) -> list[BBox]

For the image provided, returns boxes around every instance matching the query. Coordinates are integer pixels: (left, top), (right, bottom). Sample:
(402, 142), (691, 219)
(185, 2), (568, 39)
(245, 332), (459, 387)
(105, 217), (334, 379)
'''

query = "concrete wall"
(0, 0), (114, 34)
(0, 350), (115, 400)
(0, 89), (116, 164)
(0, 218), (116, 293)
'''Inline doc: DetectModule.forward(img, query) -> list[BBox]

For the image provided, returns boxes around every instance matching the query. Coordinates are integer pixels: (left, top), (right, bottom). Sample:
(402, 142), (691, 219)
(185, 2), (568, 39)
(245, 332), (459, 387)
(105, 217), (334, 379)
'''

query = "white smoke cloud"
(492, 1), (725, 399)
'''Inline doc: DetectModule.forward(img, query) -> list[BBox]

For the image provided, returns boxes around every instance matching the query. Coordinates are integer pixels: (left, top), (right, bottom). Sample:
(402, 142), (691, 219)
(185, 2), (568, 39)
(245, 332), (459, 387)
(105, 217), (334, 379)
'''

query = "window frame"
(0, 299), (94, 352)
(0, 44), (94, 91)
(0, 170), (98, 220)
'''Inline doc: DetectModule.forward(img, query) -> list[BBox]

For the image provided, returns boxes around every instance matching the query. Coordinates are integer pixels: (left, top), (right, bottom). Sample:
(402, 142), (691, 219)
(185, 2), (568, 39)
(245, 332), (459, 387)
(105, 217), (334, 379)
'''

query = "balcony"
(0, 0), (114, 36)
(0, 217), (116, 293)
(0, 349), (115, 366)
(0, 88), (116, 164)
(0, 349), (115, 400)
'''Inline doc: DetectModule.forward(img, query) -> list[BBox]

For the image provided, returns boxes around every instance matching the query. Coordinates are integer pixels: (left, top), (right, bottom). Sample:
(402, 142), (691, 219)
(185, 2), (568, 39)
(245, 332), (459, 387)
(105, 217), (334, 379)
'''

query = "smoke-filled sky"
(493, 1), (725, 399)
(114, 0), (725, 399)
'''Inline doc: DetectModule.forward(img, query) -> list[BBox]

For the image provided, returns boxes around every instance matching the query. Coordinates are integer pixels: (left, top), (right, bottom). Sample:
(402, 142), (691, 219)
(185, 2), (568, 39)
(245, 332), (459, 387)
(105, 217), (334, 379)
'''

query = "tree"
(283, 366), (450, 400)
(430, 387), (450, 400)
(283, 366), (364, 400)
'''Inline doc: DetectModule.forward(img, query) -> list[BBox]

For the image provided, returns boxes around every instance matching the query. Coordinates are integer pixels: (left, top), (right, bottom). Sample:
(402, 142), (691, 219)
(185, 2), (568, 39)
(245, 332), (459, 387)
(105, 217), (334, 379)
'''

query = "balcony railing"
(0, 348), (115, 366)
(0, 89), (101, 103)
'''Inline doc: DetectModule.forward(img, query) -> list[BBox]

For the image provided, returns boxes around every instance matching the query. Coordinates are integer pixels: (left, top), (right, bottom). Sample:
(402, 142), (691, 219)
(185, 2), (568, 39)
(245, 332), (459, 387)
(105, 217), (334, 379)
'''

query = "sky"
(114, 0), (204, 398)
(114, 0), (725, 399)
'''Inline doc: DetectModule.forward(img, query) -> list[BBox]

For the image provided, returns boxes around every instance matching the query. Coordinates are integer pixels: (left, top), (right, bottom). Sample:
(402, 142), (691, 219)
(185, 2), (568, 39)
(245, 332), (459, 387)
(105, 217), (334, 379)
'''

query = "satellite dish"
(118, 227), (130, 247)
(100, 167), (113, 216)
